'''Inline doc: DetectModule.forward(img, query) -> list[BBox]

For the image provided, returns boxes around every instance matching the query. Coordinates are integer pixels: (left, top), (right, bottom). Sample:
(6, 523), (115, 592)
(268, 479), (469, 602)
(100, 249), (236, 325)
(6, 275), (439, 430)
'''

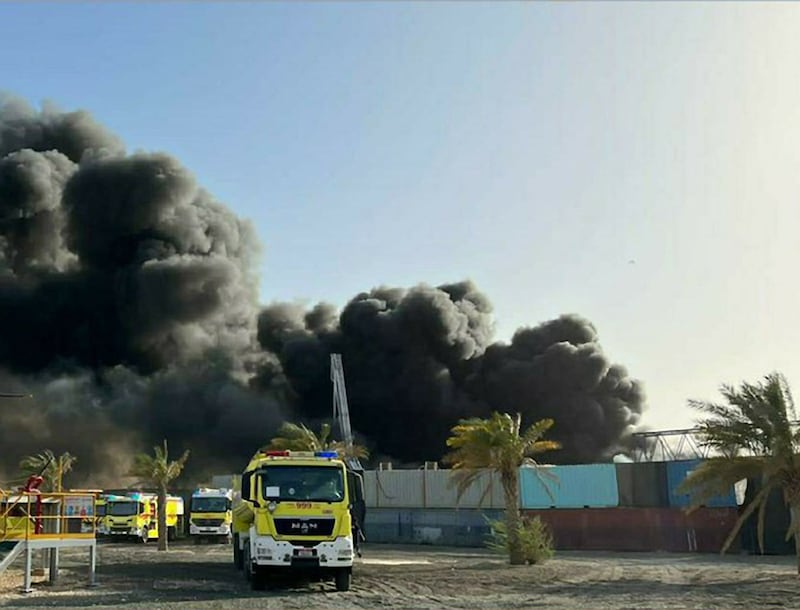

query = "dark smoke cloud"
(258, 293), (645, 463)
(0, 95), (123, 162)
(0, 96), (275, 484)
(462, 315), (645, 462)
(0, 95), (646, 486)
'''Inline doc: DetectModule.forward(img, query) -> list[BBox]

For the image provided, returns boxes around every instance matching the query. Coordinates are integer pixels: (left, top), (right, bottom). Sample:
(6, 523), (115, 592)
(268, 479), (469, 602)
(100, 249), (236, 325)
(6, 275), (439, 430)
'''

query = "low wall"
(364, 506), (740, 553)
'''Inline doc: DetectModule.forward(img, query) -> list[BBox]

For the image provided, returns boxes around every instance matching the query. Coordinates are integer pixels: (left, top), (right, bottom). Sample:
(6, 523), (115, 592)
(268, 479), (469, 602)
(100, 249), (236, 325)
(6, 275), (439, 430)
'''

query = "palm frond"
(128, 439), (189, 490)
(721, 482), (774, 553)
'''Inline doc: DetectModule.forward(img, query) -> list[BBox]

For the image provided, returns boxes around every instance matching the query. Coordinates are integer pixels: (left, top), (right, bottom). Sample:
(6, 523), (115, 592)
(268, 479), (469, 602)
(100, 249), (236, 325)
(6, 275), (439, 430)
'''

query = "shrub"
(486, 515), (554, 564)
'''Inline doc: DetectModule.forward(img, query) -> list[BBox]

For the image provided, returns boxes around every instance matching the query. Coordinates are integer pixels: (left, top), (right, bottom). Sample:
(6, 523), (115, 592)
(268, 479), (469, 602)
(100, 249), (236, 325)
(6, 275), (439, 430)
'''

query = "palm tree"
(128, 440), (190, 551)
(443, 412), (560, 565)
(677, 373), (800, 573)
(19, 449), (77, 492)
(266, 422), (369, 460)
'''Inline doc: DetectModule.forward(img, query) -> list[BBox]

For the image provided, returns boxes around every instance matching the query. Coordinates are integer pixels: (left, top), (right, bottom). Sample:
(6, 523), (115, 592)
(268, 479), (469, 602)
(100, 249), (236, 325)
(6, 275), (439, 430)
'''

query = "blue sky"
(2, 3), (799, 431)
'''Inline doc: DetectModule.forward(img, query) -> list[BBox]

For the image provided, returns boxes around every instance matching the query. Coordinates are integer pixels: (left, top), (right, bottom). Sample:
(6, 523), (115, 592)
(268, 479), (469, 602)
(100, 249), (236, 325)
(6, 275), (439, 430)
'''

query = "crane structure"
(330, 354), (361, 471)
(630, 428), (709, 462)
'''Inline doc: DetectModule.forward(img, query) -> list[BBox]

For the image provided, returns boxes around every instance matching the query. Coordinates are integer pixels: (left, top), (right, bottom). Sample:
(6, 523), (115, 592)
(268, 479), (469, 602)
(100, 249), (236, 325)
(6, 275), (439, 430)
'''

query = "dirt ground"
(1, 540), (800, 609)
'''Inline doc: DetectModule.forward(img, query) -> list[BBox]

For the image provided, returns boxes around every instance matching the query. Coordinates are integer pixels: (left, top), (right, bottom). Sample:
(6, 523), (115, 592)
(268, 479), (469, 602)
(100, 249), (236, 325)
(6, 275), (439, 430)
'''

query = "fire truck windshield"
(191, 497), (230, 513)
(260, 465), (344, 502)
(108, 501), (139, 516)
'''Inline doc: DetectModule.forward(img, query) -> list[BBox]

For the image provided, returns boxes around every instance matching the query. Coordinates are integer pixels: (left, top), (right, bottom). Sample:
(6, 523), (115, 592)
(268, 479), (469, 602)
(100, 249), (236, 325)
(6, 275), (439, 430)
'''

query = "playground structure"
(0, 482), (97, 593)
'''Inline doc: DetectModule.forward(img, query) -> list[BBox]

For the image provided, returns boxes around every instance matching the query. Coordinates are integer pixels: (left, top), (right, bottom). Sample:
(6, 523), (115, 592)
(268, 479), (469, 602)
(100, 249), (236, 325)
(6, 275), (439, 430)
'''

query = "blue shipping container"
(666, 459), (737, 508)
(519, 464), (619, 509)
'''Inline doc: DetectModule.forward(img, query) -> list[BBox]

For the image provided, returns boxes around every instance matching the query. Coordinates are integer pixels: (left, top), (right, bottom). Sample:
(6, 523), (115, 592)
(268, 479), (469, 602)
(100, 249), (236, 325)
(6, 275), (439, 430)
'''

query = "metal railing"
(0, 490), (97, 543)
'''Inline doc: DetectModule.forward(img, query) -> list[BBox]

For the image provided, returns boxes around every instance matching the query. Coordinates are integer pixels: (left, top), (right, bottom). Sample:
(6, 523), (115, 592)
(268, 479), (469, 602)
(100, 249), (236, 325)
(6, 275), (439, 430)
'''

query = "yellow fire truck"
(232, 450), (365, 591)
(189, 488), (233, 542)
(105, 493), (185, 542)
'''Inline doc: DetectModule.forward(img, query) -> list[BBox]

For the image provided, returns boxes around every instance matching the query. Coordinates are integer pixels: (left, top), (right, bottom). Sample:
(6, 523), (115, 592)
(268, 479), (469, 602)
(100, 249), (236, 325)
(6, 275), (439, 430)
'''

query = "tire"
(168, 526), (176, 542)
(140, 527), (149, 544)
(251, 568), (266, 591)
(233, 535), (243, 570)
(243, 545), (252, 582)
(335, 568), (351, 592)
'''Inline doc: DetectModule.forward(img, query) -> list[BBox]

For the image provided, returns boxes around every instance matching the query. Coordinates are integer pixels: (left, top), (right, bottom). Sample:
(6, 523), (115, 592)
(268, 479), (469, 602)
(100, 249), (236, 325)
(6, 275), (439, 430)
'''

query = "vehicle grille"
(274, 518), (334, 536)
(192, 518), (224, 527)
(111, 526), (129, 532)
(282, 539), (319, 548)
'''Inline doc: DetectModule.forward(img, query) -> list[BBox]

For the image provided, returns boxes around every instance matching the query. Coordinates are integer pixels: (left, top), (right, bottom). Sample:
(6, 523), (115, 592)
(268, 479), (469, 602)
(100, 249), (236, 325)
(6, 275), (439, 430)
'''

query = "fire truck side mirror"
(241, 471), (253, 502)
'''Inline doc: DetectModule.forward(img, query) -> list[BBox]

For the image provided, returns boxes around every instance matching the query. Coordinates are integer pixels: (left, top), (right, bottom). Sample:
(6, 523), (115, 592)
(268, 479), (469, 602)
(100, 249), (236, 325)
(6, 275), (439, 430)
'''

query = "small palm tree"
(128, 440), (190, 551)
(443, 412), (560, 565)
(266, 422), (369, 460)
(677, 373), (800, 573)
(19, 450), (77, 492)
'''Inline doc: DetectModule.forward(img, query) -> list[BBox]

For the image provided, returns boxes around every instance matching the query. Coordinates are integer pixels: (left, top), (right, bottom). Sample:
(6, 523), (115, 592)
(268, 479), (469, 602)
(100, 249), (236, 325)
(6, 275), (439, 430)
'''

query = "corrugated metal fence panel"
(615, 462), (670, 507)
(369, 470), (424, 508)
(490, 472), (506, 509)
(666, 459), (737, 508)
(364, 469), (507, 509)
(363, 471), (377, 508)
(424, 470), (505, 509)
(523, 507), (740, 553)
(519, 464), (619, 508)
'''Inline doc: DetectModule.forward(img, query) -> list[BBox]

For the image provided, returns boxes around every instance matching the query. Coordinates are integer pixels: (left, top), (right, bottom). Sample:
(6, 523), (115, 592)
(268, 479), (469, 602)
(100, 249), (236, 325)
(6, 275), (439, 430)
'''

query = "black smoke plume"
(0, 96), (275, 484)
(0, 95), (645, 486)
(257, 286), (645, 464)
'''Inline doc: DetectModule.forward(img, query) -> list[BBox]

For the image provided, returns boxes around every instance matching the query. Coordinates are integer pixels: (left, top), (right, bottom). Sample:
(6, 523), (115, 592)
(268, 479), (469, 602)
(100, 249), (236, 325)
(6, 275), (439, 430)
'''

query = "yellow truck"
(189, 488), (232, 542)
(94, 493), (126, 536)
(232, 450), (365, 591)
(105, 493), (185, 542)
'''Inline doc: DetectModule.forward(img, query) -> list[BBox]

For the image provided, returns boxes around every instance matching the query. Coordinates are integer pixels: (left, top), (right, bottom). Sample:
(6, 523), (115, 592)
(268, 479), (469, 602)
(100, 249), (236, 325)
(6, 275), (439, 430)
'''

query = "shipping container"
(519, 464), (619, 508)
(665, 460), (737, 508)
(523, 507), (740, 553)
(615, 462), (669, 507)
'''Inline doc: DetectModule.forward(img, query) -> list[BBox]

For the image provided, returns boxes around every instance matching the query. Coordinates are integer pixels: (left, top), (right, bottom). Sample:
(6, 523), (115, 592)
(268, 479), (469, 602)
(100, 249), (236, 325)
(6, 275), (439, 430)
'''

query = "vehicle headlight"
(255, 545), (271, 559)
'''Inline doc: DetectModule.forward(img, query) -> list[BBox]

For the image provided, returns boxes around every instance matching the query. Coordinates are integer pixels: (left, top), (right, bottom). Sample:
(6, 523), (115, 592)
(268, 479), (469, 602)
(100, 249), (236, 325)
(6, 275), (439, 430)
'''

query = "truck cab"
(190, 488), (233, 542)
(106, 493), (185, 542)
(232, 450), (365, 591)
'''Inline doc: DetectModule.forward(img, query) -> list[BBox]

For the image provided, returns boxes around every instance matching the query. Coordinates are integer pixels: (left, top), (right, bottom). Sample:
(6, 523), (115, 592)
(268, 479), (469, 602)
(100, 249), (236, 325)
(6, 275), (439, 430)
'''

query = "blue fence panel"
(519, 464), (619, 509)
(666, 459), (737, 508)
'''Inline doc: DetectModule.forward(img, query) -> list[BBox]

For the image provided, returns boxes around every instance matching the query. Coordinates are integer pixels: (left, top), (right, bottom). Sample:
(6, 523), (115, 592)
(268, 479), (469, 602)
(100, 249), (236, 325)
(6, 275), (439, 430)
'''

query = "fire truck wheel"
(335, 568), (351, 592)
(243, 545), (252, 582)
(251, 568), (266, 591)
(233, 535), (243, 569)
(140, 527), (149, 544)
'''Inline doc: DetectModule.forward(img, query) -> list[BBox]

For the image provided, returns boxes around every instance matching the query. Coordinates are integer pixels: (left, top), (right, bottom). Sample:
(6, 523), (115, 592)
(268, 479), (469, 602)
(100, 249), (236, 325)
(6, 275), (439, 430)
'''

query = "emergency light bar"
(260, 449), (339, 459)
(315, 451), (338, 458)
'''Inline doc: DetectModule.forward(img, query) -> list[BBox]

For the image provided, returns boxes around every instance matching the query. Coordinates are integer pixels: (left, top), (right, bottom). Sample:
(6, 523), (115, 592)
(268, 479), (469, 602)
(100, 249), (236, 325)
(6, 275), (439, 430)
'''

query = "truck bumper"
(250, 535), (354, 569)
(190, 524), (231, 536)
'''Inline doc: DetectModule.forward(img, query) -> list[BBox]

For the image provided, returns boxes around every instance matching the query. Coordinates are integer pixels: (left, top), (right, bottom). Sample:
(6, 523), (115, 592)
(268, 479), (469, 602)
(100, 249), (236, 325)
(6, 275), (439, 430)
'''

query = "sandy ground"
(1, 541), (800, 609)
